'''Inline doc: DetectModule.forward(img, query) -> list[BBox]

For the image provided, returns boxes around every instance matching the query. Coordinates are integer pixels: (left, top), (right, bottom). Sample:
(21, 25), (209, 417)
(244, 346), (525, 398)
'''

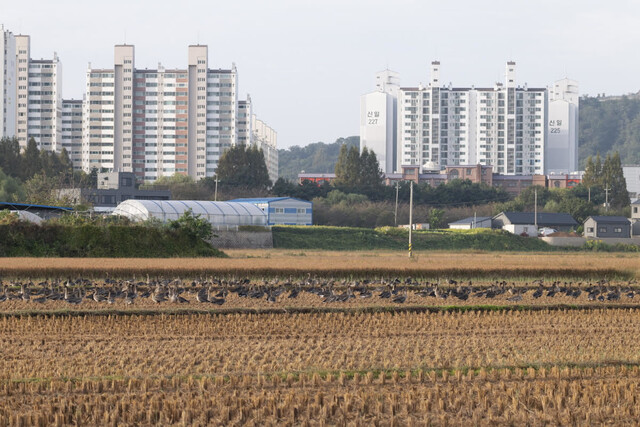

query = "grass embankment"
(0, 223), (225, 258)
(273, 225), (557, 251)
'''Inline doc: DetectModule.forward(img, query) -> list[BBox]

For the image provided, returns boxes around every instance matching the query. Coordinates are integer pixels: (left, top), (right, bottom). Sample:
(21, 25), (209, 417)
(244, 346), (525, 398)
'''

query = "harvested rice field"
(2, 309), (640, 425)
(1, 250), (639, 425)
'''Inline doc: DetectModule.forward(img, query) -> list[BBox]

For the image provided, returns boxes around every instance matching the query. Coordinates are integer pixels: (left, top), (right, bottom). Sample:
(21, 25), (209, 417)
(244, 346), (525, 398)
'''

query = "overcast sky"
(2, 0), (639, 148)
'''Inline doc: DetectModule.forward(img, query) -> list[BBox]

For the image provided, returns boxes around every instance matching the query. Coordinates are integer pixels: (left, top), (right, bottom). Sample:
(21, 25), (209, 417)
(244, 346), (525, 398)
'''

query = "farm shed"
(112, 200), (267, 227)
(229, 197), (313, 226)
(492, 212), (578, 233)
(448, 216), (492, 230)
(583, 216), (631, 238)
(0, 201), (73, 220)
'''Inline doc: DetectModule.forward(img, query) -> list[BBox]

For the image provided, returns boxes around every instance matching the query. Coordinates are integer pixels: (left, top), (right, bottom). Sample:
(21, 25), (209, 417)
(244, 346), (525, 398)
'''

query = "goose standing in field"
(392, 287), (407, 304)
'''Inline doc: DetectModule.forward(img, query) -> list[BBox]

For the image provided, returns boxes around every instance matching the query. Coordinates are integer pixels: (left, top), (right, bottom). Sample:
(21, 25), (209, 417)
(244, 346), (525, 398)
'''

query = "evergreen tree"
(216, 144), (271, 191)
(0, 137), (21, 178)
(21, 137), (41, 180)
(581, 151), (628, 208)
(334, 144), (384, 196)
(582, 156), (597, 187)
(604, 152), (629, 208)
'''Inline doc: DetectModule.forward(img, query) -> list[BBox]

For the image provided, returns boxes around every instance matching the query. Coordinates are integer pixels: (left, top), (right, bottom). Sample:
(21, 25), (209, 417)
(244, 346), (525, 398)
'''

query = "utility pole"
(473, 211), (477, 229)
(604, 185), (611, 212)
(214, 175), (219, 202)
(588, 187), (591, 202)
(534, 188), (538, 230)
(394, 181), (399, 226)
(408, 180), (413, 258)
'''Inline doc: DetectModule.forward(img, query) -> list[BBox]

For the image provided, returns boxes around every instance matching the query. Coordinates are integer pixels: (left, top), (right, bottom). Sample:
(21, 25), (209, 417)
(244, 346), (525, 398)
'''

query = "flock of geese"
(0, 276), (638, 306)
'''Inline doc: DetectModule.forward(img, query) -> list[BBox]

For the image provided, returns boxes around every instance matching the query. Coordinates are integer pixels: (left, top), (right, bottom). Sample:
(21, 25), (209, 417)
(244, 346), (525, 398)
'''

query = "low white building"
(230, 197), (312, 226)
(623, 165), (640, 202)
(448, 216), (492, 230)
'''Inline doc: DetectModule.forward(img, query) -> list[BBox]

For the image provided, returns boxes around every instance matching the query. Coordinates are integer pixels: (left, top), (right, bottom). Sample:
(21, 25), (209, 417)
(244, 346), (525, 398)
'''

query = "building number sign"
(367, 111), (380, 125)
(549, 119), (562, 134)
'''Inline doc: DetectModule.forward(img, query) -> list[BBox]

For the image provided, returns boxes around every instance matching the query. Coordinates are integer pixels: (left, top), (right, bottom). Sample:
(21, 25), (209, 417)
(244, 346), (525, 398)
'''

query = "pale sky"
(2, 0), (639, 148)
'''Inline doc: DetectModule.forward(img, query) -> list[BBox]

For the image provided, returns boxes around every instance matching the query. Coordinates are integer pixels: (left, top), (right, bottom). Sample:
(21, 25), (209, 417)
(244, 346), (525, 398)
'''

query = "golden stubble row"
(1, 251), (638, 277)
(2, 310), (640, 382)
(1, 365), (639, 426)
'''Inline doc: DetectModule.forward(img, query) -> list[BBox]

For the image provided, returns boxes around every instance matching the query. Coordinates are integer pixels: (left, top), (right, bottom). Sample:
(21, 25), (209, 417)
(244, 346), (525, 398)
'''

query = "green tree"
(0, 137), (21, 178)
(23, 173), (74, 206)
(428, 208), (445, 229)
(580, 151), (628, 208)
(0, 167), (25, 202)
(21, 137), (41, 180)
(168, 208), (213, 240)
(333, 145), (384, 196)
(217, 144), (271, 191)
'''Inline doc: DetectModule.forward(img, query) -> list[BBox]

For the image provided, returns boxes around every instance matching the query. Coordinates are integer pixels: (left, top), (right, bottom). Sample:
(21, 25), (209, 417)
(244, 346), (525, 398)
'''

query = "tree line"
(0, 137), (99, 205)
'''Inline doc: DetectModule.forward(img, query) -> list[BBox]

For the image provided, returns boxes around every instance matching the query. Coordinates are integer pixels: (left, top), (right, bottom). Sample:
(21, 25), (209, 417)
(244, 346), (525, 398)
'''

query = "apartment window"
(598, 226), (607, 233)
(614, 227), (623, 233)
(275, 208), (284, 214)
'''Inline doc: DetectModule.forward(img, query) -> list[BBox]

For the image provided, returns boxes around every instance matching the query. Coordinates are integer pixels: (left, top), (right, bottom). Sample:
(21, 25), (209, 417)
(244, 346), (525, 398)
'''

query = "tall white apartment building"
(546, 78), (579, 174)
(237, 95), (252, 145)
(360, 69), (399, 174)
(1, 25), (17, 139)
(13, 35), (63, 151)
(84, 44), (238, 182)
(61, 99), (83, 168)
(397, 61), (547, 175)
(236, 94), (279, 183)
(251, 114), (278, 184)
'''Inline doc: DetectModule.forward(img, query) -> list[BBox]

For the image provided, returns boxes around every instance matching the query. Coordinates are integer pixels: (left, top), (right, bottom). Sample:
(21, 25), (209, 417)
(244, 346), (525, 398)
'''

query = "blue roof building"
(229, 197), (313, 226)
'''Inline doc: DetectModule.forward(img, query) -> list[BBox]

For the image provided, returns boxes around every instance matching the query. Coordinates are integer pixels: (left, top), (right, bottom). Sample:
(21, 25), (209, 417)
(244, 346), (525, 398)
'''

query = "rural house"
(583, 216), (631, 239)
(492, 212), (578, 235)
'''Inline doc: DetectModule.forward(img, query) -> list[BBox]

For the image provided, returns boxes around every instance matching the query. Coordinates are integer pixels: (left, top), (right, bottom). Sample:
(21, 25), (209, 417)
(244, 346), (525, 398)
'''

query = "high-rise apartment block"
(14, 35), (63, 151)
(61, 99), (82, 168)
(84, 45), (240, 181)
(1, 25), (17, 139)
(0, 25), (278, 183)
(236, 94), (279, 184)
(361, 61), (578, 176)
(252, 114), (278, 185)
(360, 70), (399, 174)
(547, 78), (579, 174)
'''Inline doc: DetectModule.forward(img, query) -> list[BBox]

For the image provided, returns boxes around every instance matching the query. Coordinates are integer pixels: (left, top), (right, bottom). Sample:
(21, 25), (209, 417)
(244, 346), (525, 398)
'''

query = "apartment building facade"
(2, 26), (278, 185)
(1, 25), (17, 139)
(251, 114), (278, 184)
(397, 61), (547, 175)
(361, 62), (577, 176)
(359, 69), (399, 174)
(61, 99), (83, 168)
(83, 44), (240, 182)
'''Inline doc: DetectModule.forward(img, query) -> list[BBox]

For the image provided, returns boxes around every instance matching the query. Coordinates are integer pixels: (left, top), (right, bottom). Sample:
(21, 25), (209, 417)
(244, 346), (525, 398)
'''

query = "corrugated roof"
(495, 212), (577, 226)
(229, 197), (311, 204)
(0, 202), (73, 211)
(449, 216), (492, 225)
(586, 216), (631, 224)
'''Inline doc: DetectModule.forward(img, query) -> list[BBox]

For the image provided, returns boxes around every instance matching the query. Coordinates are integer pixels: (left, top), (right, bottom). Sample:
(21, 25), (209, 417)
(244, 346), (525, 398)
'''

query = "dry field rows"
(0, 250), (638, 278)
(2, 309), (640, 424)
(1, 251), (639, 425)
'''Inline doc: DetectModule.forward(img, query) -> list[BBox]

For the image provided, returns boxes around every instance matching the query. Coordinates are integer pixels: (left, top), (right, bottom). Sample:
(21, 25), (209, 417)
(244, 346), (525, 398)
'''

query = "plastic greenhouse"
(112, 200), (268, 227)
(10, 210), (44, 225)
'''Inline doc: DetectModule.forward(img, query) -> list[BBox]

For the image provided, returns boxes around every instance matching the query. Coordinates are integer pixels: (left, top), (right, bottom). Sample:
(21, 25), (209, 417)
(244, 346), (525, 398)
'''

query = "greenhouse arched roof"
(112, 200), (267, 226)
